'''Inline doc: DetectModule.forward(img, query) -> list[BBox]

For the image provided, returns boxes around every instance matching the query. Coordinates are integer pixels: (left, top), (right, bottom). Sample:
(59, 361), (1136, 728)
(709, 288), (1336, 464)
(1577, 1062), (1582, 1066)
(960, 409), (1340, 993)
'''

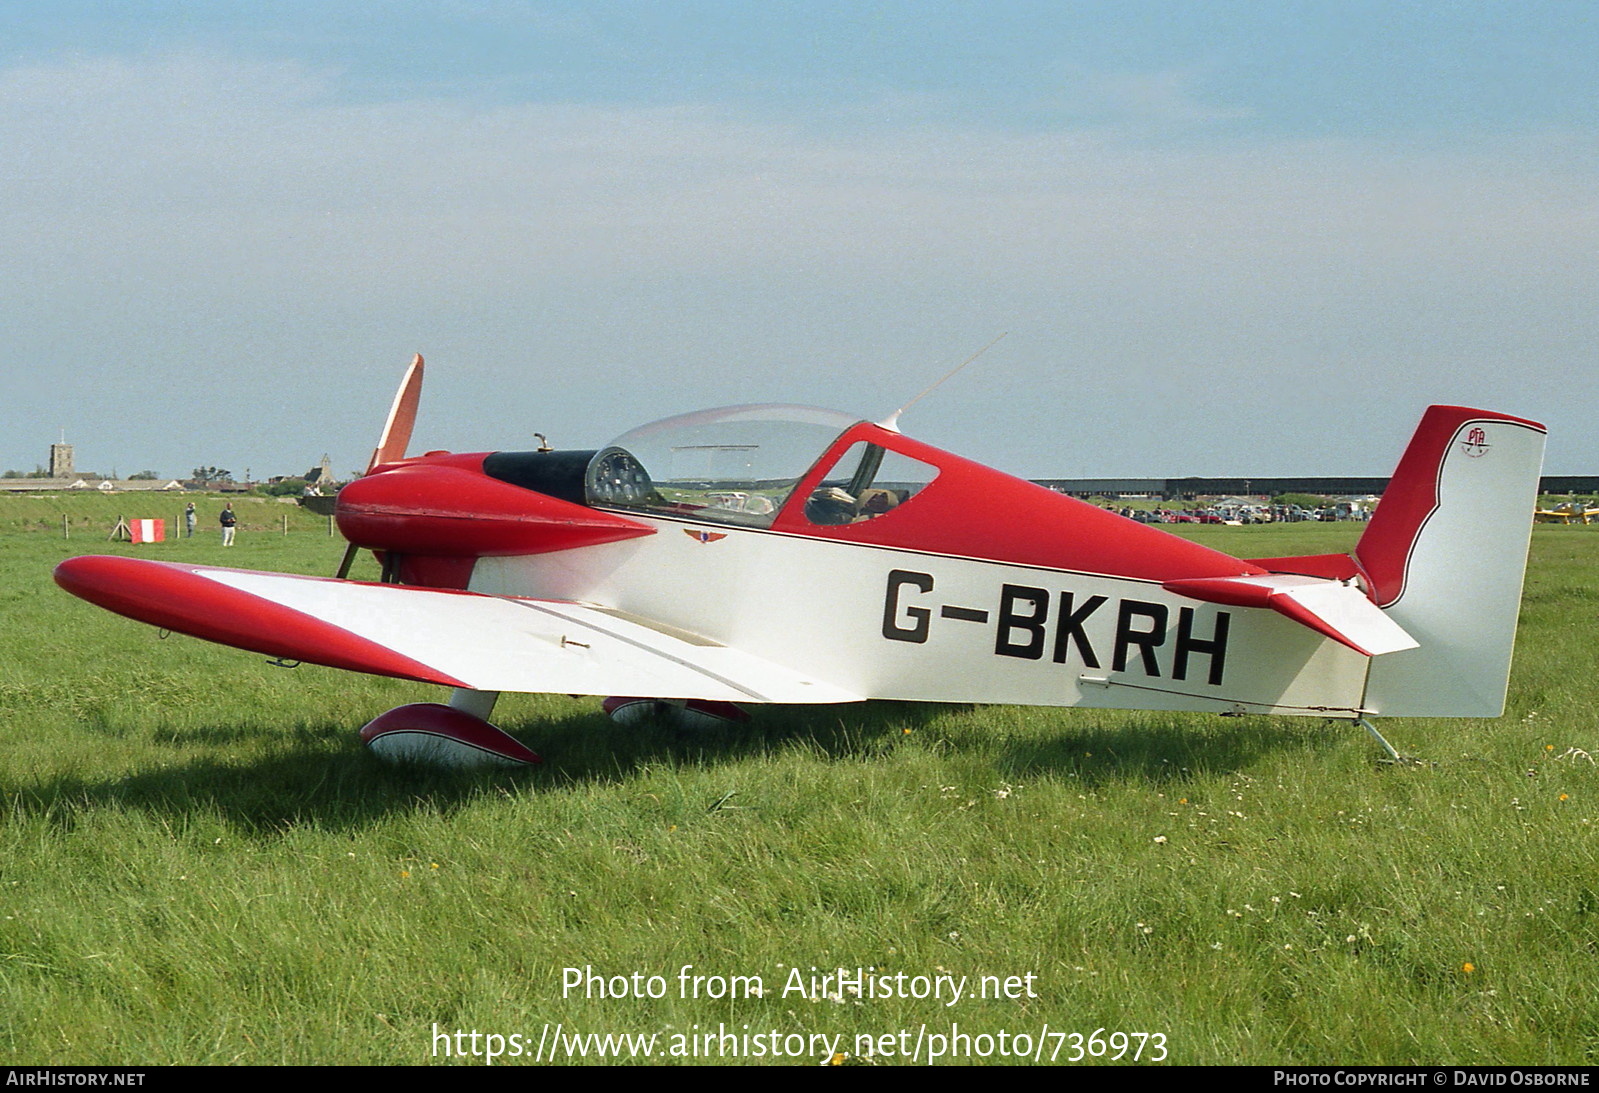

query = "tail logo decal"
(1461, 427), (1491, 458)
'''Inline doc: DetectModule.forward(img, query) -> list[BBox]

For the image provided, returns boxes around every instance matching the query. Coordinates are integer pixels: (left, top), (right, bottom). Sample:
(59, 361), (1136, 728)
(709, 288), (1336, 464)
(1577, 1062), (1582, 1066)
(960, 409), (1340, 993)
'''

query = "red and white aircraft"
(55, 357), (1546, 766)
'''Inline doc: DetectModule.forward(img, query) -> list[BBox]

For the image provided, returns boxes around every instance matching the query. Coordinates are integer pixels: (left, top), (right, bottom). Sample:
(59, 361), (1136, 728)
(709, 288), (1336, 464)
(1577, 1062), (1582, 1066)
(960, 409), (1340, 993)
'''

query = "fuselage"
(339, 409), (1372, 716)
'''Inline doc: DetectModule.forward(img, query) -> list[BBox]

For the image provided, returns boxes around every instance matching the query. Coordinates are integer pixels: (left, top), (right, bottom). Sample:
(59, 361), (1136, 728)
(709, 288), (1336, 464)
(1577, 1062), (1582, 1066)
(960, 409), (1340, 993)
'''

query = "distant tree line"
(1272, 492), (1331, 508)
(257, 477), (311, 497)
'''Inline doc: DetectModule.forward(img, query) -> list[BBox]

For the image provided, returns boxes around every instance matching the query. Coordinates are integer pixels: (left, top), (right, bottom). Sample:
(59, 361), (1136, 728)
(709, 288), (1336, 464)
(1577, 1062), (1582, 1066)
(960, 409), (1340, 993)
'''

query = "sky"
(2, 1), (1595, 480)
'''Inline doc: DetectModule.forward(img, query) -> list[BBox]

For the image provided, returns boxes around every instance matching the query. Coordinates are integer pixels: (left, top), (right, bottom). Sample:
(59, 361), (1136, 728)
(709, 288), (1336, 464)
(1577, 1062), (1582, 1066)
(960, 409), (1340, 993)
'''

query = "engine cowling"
(336, 452), (655, 558)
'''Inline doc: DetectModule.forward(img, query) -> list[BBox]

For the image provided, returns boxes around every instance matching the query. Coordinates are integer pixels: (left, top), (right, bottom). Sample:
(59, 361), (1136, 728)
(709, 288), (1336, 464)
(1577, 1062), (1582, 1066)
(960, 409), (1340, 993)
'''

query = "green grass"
(1, 498), (1596, 1065)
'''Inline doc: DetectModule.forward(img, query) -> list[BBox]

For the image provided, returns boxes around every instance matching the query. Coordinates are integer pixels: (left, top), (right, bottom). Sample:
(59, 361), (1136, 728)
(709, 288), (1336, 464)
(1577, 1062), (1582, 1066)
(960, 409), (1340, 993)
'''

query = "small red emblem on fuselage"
(1461, 426), (1490, 458)
(685, 529), (728, 544)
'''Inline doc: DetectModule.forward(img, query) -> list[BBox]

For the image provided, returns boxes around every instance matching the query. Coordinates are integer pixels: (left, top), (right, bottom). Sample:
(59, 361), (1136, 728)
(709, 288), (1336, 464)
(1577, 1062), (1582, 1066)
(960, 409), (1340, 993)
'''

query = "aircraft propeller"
(336, 354), (424, 580)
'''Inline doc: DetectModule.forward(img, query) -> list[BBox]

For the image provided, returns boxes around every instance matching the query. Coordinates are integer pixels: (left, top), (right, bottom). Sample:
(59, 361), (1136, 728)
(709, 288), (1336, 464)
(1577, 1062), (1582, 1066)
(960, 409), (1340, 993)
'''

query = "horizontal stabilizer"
(1163, 573), (1418, 657)
(55, 556), (861, 705)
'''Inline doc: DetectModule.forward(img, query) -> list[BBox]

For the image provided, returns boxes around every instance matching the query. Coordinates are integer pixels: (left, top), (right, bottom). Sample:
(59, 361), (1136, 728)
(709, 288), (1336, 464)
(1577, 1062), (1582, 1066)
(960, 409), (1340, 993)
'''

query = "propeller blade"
(339, 354), (425, 581)
(368, 353), (425, 471)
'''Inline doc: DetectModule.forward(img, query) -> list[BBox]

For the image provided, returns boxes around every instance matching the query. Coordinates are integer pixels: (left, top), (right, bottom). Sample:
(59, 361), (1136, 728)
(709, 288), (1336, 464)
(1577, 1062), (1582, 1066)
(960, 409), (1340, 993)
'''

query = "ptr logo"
(1461, 426), (1490, 458)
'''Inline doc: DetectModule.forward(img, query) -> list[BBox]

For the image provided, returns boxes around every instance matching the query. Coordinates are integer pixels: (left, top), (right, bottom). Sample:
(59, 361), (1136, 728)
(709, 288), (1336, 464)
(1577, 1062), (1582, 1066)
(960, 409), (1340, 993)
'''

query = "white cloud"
(1053, 66), (1255, 126)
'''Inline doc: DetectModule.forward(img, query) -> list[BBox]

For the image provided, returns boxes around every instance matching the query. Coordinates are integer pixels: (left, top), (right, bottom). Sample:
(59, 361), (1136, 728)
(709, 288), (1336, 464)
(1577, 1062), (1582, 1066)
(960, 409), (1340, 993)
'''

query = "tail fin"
(1358, 406), (1546, 717)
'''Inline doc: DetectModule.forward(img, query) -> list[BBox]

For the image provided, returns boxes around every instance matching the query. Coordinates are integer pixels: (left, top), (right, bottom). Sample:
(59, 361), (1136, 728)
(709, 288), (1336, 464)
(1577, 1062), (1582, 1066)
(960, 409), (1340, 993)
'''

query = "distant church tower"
(306, 453), (334, 486)
(49, 442), (74, 479)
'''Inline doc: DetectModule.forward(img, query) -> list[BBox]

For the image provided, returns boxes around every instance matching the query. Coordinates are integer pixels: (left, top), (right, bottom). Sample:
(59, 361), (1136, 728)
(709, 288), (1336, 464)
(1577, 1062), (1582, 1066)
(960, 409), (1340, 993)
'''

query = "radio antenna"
(878, 332), (1008, 432)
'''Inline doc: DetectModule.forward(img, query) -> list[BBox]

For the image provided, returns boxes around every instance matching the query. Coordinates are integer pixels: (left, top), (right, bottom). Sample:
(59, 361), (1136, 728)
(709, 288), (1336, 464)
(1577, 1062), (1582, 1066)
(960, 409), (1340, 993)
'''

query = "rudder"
(1358, 406), (1546, 717)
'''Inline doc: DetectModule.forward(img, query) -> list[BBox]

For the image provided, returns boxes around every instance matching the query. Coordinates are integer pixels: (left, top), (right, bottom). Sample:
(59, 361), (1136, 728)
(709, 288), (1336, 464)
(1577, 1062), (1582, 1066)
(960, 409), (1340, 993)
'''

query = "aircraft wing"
(1163, 573), (1418, 657)
(54, 556), (862, 705)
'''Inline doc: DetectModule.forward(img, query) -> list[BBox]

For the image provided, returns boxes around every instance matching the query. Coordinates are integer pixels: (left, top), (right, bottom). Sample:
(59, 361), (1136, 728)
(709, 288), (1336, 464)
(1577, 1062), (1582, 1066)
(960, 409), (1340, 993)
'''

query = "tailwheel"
(1355, 717), (1428, 767)
(602, 696), (751, 730)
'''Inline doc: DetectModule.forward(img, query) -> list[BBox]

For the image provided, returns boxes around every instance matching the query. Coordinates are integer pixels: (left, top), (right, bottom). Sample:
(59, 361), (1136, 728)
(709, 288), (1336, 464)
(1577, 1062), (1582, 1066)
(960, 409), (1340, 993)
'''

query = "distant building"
(49, 442), (73, 478)
(1032, 475), (1599, 500)
(1, 476), (183, 493)
(305, 453), (335, 488)
(0, 439), (184, 492)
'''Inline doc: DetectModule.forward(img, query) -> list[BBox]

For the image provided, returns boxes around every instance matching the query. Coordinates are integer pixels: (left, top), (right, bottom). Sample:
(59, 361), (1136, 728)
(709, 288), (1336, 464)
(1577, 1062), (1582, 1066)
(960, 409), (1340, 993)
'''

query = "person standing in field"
(184, 502), (196, 538)
(220, 503), (237, 546)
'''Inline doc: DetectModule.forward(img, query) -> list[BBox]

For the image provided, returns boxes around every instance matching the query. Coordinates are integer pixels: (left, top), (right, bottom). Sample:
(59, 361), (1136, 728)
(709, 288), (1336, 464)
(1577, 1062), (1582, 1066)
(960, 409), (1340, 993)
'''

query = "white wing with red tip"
(54, 556), (862, 705)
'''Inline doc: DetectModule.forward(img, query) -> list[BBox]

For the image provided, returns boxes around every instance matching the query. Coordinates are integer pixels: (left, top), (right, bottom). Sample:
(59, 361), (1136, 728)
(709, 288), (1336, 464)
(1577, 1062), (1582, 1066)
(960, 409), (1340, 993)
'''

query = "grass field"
(1, 495), (1595, 1065)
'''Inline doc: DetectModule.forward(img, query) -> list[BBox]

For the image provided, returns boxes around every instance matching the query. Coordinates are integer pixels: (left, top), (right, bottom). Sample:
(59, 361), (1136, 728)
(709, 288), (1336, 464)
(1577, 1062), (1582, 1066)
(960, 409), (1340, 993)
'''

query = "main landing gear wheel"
(602, 697), (751, 730)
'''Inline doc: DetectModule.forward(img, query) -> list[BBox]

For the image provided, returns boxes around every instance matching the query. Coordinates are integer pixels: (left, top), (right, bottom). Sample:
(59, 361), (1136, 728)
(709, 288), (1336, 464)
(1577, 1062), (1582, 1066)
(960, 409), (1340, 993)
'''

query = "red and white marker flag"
(130, 518), (165, 544)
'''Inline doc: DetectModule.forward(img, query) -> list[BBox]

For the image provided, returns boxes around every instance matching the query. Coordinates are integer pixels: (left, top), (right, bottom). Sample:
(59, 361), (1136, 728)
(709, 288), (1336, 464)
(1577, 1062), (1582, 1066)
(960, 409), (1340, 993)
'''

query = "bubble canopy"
(589, 404), (862, 527)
